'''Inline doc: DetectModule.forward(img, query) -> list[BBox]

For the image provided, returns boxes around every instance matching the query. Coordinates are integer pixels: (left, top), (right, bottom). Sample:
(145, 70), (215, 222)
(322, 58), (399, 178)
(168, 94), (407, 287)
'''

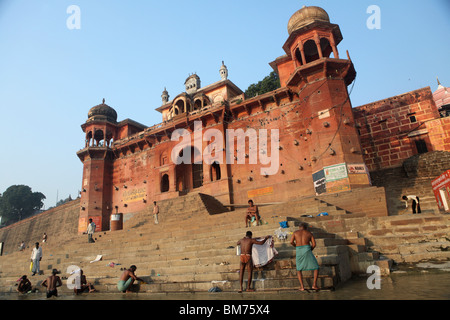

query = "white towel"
(90, 255), (103, 263)
(252, 237), (278, 268)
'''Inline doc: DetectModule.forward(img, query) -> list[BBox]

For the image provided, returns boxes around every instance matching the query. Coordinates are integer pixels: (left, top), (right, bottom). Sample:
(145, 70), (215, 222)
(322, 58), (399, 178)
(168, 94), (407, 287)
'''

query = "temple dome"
(87, 99), (118, 123)
(434, 78), (450, 110)
(287, 6), (330, 35)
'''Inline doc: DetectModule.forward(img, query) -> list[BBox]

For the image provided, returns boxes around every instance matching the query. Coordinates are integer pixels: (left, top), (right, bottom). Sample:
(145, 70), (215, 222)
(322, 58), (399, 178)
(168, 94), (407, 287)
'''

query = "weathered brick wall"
(353, 87), (448, 171)
(0, 199), (80, 256)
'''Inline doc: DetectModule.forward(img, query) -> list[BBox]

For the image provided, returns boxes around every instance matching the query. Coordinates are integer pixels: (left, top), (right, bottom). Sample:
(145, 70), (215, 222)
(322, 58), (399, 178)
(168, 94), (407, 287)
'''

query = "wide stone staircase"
(0, 192), (391, 294)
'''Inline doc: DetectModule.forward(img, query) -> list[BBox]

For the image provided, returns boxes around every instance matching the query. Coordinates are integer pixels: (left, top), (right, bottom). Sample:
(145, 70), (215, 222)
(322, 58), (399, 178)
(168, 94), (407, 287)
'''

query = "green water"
(2, 271), (450, 301)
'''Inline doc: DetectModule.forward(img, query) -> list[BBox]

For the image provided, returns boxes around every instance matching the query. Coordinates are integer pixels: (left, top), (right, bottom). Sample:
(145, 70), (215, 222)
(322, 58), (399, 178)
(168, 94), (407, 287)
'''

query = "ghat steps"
(0, 193), (386, 294)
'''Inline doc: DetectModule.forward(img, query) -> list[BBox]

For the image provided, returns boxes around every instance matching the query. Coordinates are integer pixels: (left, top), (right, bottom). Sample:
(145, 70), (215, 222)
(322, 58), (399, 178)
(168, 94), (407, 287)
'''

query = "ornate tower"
(219, 61), (228, 80)
(271, 6), (371, 194)
(161, 87), (169, 105)
(76, 99), (117, 232)
(185, 74), (201, 95)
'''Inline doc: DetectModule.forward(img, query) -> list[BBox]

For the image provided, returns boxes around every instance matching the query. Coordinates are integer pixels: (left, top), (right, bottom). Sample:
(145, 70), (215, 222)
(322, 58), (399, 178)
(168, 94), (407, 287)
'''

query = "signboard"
(432, 170), (450, 211)
(347, 164), (368, 174)
(247, 186), (273, 199)
(123, 188), (146, 203)
(313, 169), (326, 195)
(326, 178), (350, 193)
(349, 174), (370, 185)
(78, 216), (102, 233)
(324, 163), (348, 182)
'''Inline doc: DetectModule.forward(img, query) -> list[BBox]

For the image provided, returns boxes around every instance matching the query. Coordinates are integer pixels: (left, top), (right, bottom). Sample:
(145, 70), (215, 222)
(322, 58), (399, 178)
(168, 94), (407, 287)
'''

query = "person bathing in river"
(290, 223), (320, 291)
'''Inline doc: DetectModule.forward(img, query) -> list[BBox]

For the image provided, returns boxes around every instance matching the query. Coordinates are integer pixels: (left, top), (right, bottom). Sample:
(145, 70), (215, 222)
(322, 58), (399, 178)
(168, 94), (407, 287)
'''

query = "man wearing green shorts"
(117, 265), (145, 293)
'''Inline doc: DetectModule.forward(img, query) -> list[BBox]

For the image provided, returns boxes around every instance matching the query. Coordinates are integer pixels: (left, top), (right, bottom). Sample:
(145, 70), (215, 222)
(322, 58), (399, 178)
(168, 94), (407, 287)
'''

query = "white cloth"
(90, 255), (103, 263)
(252, 237), (278, 268)
(30, 247), (42, 260)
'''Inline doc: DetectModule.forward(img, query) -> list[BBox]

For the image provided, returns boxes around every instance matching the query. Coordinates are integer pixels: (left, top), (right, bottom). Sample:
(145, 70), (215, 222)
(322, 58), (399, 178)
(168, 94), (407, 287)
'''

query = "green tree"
(0, 185), (46, 225)
(245, 71), (281, 99)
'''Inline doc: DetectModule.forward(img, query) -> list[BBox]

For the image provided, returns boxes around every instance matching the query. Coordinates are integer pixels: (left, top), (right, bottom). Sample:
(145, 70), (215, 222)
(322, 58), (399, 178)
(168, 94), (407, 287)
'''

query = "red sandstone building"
(76, 6), (450, 232)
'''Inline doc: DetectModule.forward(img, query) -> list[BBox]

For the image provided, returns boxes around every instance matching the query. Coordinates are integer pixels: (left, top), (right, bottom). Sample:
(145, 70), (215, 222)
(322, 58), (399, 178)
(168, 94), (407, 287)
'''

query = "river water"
(2, 269), (449, 301)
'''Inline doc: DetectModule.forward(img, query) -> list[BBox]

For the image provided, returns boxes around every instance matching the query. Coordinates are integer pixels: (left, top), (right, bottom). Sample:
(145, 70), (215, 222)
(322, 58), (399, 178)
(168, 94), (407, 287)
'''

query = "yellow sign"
(123, 188), (146, 203)
(247, 186), (274, 199)
(348, 174), (370, 185)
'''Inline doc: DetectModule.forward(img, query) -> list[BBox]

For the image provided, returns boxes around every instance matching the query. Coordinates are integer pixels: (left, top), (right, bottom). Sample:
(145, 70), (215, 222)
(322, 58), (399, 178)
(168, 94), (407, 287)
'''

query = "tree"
(0, 185), (46, 225)
(245, 71), (281, 99)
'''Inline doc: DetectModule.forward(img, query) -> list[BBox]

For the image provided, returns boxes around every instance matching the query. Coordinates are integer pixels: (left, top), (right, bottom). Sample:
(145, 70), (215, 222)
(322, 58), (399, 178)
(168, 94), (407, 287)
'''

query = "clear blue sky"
(0, 0), (449, 209)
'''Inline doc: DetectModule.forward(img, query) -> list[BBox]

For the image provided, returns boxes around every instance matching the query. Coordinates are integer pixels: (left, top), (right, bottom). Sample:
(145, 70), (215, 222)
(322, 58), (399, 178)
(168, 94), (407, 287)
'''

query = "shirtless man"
(236, 231), (270, 293)
(117, 265), (145, 293)
(245, 200), (260, 227)
(290, 223), (319, 291)
(74, 270), (96, 294)
(17, 275), (32, 294)
(42, 269), (62, 298)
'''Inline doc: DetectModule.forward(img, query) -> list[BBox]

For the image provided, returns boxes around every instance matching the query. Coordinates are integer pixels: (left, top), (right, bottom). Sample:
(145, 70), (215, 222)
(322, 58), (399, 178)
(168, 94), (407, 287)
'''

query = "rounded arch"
(86, 131), (93, 147)
(210, 161), (221, 181)
(160, 174), (170, 193)
(94, 129), (104, 146)
(160, 151), (169, 166)
(303, 39), (319, 64)
(320, 37), (333, 58)
(295, 47), (303, 66)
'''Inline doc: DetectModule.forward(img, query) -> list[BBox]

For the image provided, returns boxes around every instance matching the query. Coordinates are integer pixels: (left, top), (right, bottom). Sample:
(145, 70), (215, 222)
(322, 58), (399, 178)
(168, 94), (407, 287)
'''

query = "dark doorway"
(415, 139), (428, 154)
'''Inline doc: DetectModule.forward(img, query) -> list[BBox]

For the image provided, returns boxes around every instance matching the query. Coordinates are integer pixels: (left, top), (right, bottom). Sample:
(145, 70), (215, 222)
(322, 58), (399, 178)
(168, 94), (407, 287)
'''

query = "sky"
(0, 0), (449, 209)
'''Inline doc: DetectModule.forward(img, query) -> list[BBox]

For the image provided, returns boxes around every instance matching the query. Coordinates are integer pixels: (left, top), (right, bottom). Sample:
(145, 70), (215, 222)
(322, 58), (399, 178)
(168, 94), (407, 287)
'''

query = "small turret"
(161, 87), (169, 105)
(220, 61), (228, 80)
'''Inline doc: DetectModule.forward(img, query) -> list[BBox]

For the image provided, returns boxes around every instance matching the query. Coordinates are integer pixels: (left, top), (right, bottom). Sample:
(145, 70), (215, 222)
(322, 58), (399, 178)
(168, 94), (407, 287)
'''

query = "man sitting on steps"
(245, 200), (261, 227)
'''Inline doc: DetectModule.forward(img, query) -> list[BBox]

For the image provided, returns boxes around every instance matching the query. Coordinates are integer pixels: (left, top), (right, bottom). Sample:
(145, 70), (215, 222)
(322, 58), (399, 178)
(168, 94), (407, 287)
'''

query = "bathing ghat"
(0, 179), (449, 295)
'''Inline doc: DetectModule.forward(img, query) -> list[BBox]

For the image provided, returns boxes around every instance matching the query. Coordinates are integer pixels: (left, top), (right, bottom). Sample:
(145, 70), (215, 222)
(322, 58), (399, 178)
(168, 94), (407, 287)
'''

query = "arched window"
(320, 38), (333, 58)
(295, 48), (303, 66)
(86, 131), (93, 147)
(194, 99), (202, 111)
(210, 162), (221, 181)
(303, 39), (319, 64)
(160, 151), (169, 166)
(161, 174), (170, 193)
(94, 130), (104, 146)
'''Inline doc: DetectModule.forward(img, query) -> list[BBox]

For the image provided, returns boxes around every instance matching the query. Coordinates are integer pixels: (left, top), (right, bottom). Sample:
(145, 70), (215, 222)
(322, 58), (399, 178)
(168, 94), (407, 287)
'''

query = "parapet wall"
(0, 199), (80, 256)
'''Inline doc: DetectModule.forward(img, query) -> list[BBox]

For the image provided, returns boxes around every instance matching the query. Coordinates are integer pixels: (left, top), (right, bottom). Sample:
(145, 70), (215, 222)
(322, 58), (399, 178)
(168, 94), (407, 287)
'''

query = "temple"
(76, 6), (450, 232)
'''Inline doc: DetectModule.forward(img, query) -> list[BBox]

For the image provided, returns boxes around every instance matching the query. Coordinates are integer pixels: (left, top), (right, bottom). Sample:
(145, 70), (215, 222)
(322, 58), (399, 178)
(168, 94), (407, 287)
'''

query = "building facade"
(76, 6), (449, 232)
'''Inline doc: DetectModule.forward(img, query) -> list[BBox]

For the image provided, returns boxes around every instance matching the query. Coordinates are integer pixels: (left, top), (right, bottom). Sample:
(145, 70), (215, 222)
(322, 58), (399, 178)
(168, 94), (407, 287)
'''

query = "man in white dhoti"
(30, 242), (42, 276)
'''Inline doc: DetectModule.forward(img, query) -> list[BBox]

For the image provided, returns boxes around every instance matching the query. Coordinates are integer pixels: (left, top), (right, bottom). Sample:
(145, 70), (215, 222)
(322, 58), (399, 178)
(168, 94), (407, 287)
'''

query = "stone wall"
(353, 87), (449, 171)
(0, 199), (80, 256)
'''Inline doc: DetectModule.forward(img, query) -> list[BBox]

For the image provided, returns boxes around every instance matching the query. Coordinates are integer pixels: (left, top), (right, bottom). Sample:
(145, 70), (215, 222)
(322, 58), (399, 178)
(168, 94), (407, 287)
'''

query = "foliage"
(245, 71), (281, 99)
(0, 185), (46, 225)
(55, 195), (73, 207)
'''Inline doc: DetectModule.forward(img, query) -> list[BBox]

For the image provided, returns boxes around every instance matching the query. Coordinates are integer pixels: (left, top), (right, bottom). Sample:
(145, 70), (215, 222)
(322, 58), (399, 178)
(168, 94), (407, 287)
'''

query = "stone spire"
(220, 61), (228, 80)
(161, 87), (169, 105)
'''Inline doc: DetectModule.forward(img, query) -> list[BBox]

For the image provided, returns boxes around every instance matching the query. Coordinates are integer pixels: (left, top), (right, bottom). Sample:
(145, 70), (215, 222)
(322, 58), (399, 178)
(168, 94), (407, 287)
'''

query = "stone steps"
(0, 194), (355, 293)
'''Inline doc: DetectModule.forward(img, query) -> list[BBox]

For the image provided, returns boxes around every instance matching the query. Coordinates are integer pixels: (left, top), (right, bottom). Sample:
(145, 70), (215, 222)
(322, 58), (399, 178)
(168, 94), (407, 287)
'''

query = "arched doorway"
(161, 174), (170, 193)
(175, 146), (203, 193)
